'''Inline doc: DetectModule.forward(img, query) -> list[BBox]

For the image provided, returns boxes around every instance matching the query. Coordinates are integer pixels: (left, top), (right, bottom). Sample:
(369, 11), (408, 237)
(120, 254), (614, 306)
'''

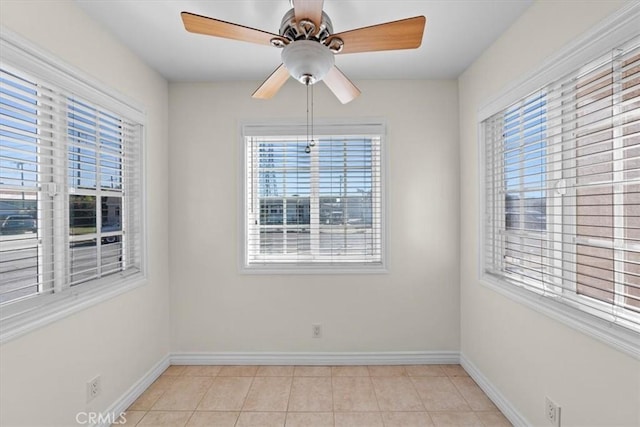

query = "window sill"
(240, 263), (388, 275)
(479, 273), (640, 360)
(0, 273), (147, 344)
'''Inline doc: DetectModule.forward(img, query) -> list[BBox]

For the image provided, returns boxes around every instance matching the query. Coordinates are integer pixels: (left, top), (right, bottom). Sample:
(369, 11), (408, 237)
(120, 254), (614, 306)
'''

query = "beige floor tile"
(127, 365), (509, 427)
(368, 365), (407, 377)
(257, 366), (295, 376)
(236, 411), (286, 427)
(381, 412), (434, 427)
(197, 377), (253, 411)
(334, 412), (383, 427)
(181, 365), (222, 377)
(294, 366), (332, 377)
(112, 410), (146, 426)
(162, 365), (187, 376)
(152, 377), (214, 411)
(154, 376), (179, 388)
(332, 377), (379, 412)
(137, 411), (193, 426)
(129, 376), (177, 411)
(475, 411), (512, 427)
(331, 366), (369, 377)
(451, 377), (497, 411)
(411, 377), (471, 412)
(242, 376), (292, 411)
(441, 364), (469, 377)
(405, 365), (447, 377)
(218, 365), (259, 376)
(185, 411), (239, 427)
(371, 377), (424, 411)
(288, 377), (333, 412)
(429, 411), (482, 426)
(285, 412), (334, 427)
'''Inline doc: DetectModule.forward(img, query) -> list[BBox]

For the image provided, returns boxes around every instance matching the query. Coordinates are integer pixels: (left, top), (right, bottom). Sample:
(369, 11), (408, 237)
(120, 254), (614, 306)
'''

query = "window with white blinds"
(0, 63), (143, 317)
(483, 35), (640, 334)
(242, 123), (384, 271)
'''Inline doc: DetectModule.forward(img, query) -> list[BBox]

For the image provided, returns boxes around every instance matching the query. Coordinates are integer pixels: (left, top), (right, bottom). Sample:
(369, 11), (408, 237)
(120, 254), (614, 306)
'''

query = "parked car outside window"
(0, 215), (36, 234)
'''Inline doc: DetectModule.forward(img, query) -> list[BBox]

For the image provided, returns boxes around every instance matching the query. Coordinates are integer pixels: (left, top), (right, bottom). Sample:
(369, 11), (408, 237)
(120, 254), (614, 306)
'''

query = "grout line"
(143, 376), (174, 411)
(450, 375), (477, 412)
(131, 410), (146, 427)
(423, 411), (436, 426)
(406, 368), (428, 414)
(285, 374), (294, 413)
(330, 373), (335, 423)
(233, 407), (239, 427)
(181, 410), (194, 427)
(234, 371), (257, 427)
(191, 374), (216, 414)
(239, 373), (257, 413)
(369, 372), (383, 414)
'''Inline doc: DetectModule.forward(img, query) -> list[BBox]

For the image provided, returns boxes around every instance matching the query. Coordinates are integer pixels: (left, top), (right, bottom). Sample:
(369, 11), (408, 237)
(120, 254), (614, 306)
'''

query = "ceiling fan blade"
(293, 0), (324, 29)
(323, 66), (361, 104)
(181, 11), (281, 46)
(252, 64), (290, 99)
(329, 16), (426, 54)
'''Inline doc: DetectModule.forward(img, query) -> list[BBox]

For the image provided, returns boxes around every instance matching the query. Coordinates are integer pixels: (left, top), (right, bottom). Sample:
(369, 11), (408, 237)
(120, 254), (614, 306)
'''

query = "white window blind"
(0, 66), (143, 309)
(483, 35), (640, 333)
(243, 124), (384, 270)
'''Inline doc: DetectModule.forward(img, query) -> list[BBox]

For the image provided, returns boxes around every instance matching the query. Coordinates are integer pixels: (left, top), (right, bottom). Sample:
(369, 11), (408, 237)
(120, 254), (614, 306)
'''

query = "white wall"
(459, 1), (640, 426)
(0, 1), (170, 426)
(169, 79), (460, 353)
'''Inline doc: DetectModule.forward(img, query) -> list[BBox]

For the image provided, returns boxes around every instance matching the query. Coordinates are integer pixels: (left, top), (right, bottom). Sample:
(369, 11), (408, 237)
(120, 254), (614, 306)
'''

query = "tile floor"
(117, 364), (512, 426)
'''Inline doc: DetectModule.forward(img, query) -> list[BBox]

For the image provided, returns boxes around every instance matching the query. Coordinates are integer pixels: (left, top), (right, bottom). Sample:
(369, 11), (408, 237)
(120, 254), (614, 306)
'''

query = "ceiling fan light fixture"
(282, 40), (334, 85)
(181, 1), (426, 103)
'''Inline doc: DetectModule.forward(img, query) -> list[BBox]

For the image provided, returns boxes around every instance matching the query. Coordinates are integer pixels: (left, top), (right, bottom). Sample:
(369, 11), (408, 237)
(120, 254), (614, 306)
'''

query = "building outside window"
(242, 122), (385, 272)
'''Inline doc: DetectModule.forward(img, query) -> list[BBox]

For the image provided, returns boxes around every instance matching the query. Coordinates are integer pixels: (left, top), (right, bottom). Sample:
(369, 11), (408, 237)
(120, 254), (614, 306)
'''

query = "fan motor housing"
(279, 8), (333, 42)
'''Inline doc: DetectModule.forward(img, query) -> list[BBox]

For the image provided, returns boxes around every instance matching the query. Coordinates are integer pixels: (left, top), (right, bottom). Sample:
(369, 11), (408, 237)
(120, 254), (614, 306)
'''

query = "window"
(482, 35), (640, 335)
(242, 122), (385, 271)
(0, 34), (144, 339)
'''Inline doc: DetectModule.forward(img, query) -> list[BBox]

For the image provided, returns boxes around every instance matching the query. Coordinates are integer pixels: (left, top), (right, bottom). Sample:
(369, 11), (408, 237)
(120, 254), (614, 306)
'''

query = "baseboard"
(460, 353), (529, 427)
(171, 351), (460, 366)
(97, 354), (170, 427)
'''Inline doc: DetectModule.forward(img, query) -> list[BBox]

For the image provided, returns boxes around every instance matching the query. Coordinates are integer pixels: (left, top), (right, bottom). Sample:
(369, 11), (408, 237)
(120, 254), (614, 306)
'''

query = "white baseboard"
(97, 354), (170, 427)
(460, 353), (529, 427)
(171, 351), (460, 366)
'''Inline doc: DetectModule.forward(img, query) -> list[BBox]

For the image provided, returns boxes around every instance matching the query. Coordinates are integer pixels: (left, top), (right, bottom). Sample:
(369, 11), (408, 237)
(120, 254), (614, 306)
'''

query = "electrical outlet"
(312, 324), (322, 338)
(545, 396), (561, 427)
(87, 375), (101, 402)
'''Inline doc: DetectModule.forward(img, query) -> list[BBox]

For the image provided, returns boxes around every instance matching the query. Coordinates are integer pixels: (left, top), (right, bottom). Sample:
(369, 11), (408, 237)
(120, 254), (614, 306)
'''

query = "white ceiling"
(75, 0), (532, 82)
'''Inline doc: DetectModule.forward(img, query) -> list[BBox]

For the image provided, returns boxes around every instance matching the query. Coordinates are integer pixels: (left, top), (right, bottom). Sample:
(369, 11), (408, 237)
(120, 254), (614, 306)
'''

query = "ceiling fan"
(181, 0), (426, 104)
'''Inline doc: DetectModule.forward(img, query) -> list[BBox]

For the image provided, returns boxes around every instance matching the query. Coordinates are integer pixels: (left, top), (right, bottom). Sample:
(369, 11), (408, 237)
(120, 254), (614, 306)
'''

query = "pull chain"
(310, 83), (315, 147)
(305, 81), (311, 154)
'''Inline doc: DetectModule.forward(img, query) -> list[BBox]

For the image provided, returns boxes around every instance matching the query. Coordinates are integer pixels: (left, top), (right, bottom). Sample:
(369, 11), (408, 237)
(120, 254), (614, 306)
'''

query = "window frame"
(0, 29), (147, 343)
(239, 120), (387, 274)
(477, 2), (640, 359)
